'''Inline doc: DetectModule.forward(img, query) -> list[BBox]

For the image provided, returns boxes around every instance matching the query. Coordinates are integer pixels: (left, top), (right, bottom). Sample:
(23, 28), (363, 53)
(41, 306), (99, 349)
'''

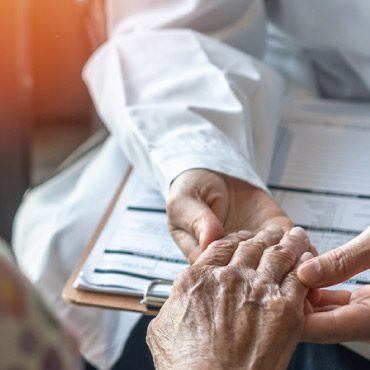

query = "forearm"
(84, 1), (283, 197)
(84, 29), (282, 194)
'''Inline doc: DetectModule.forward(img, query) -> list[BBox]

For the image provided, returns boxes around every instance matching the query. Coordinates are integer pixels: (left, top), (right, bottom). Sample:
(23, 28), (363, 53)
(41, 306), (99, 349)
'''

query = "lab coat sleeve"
(83, 0), (284, 198)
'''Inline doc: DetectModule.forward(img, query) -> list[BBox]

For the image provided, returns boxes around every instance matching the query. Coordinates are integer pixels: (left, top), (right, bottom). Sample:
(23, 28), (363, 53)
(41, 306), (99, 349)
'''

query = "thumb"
(297, 227), (370, 288)
(167, 194), (225, 251)
(197, 210), (225, 251)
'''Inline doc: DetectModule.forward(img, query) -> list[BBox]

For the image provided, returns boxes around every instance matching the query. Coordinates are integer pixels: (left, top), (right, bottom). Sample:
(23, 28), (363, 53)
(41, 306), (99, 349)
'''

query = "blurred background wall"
(0, 0), (97, 242)
(32, 0), (92, 126)
(0, 0), (32, 242)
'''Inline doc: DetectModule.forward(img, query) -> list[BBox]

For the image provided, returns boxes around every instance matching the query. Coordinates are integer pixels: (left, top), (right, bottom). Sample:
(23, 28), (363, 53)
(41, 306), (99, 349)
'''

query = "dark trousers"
(86, 316), (370, 370)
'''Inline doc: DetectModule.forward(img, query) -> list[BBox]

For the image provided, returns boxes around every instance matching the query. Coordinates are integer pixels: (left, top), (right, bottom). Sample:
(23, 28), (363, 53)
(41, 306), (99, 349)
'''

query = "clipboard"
(62, 168), (171, 315)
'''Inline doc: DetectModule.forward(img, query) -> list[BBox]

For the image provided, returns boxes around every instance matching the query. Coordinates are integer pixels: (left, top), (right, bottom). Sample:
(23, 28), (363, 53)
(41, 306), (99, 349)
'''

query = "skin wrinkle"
(231, 245), (261, 268)
(326, 310), (342, 342)
(281, 272), (301, 297)
(220, 268), (300, 366)
(208, 242), (236, 265)
(249, 314), (279, 370)
(148, 228), (311, 370)
(332, 310), (351, 338)
(179, 270), (214, 331)
(330, 246), (354, 276)
(351, 300), (370, 340)
(298, 226), (370, 344)
(213, 297), (248, 366)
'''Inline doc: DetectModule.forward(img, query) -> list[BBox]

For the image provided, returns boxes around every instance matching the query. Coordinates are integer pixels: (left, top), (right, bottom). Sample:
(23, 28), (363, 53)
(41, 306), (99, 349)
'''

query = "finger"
(351, 284), (370, 303)
(167, 194), (225, 252)
(257, 216), (293, 234)
(307, 289), (351, 307)
(257, 227), (310, 283)
(194, 232), (249, 267)
(306, 288), (321, 305)
(308, 243), (319, 257)
(312, 305), (342, 313)
(298, 227), (370, 288)
(304, 299), (315, 314)
(282, 251), (313, 300)
(170, 229), (200, 264)
(229, 225), (285, 268)
(303, 303), (370, 343)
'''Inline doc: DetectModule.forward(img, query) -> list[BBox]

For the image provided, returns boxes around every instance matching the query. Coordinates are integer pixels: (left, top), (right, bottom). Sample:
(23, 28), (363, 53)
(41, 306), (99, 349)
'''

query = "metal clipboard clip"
(141, 279), (173, 311)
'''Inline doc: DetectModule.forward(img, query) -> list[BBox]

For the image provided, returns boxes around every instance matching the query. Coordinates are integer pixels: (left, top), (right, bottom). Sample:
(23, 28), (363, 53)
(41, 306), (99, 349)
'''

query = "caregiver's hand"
(298, 227), (370, 342)
(167, 169), (292, 263)
(147, 226), (312, 370)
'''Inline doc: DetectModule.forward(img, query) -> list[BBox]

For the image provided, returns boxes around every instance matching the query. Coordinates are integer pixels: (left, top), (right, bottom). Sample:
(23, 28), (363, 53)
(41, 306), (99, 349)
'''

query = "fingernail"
(288, 226), (307, 239)
(298, 259), (322, 284)
(265, 224), (283, 233)
(300, 251), (314, 263)
(199, 232), (205, 248)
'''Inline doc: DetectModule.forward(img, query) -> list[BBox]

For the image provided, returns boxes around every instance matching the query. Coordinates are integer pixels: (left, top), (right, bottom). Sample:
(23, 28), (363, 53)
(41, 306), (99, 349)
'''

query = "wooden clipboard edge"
(62, 167), (157, 316)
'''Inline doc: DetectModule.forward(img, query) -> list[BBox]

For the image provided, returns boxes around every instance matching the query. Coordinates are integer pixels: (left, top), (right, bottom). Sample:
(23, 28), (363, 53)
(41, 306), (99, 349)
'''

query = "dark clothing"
(86, 315), (370, 370)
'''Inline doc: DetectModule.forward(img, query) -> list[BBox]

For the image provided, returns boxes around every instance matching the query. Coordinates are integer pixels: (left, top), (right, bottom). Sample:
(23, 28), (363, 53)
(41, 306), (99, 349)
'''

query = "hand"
(167, 169), (292, 262)
(147, 226), (312, 370)
(297, 227), (370, 342)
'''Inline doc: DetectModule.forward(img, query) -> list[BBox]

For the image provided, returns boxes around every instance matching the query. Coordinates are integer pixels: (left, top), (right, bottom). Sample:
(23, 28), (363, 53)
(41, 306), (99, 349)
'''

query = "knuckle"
(265, 293), (301, 319)
(266, 245), (296, 265)
(225, 232), (240, 239)
(214, 266), (243, 286)
(173, 267), (199, 291)
(270, 244), (284, 252)
(237, 240), (249, 248)
(266, 295), (286, 311)
(283, 234), (306, 251)
(258, 225), (285, 243)
(243, 240), (266, 250)
(206, 240), (238, 265)
(328, 247), (353, 274)
(236, 239), (266, 256)
(250, 281), (269, 300)
(209, 239), (237, 252)
(237, 230), (253, 239)
(268, 224), (285, 235)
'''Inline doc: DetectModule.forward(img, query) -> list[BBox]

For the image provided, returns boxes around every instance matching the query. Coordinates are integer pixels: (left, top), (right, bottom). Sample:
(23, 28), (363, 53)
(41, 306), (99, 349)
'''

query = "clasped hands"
(147, 169), (370, 369)
(148, 226), (312, 370)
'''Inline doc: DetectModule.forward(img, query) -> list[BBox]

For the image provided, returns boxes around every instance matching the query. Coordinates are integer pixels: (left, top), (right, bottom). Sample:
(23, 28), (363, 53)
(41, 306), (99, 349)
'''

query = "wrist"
(222, 175), (292, 233)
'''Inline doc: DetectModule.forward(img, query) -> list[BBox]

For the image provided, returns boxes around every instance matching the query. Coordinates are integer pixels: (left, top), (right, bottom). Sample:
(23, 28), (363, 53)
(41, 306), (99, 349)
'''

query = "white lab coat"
(14, 1), (370, 369)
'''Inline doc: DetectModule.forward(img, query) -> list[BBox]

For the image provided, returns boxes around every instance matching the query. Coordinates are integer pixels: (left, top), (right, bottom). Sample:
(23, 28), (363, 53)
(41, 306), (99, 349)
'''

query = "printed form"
(76, 173), (187, 297)
(76, 103), (370, 296)
(269, 107), (370, 290)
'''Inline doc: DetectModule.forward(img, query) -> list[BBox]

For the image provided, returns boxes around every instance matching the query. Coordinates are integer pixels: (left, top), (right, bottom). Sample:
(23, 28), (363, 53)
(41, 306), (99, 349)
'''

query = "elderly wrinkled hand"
(147, 226), (312, 370)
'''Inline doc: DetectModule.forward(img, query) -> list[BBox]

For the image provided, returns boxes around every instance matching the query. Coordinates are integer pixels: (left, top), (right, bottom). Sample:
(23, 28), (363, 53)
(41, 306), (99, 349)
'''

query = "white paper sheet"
(269, 106), (370, 290)
(75, 172), (188, 297)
